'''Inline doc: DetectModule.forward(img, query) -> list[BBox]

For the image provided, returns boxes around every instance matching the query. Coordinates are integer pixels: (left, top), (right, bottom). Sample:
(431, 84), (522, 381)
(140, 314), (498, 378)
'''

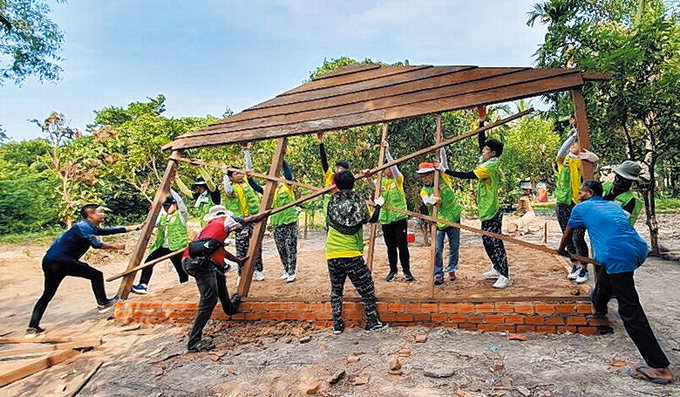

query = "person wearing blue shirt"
(558, 180), (673, 385)
(27, 204), (143, 335)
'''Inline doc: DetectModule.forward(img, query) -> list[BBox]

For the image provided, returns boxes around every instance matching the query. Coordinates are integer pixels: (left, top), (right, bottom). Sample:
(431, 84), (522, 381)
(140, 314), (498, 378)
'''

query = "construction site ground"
(1, 214), (679, 396)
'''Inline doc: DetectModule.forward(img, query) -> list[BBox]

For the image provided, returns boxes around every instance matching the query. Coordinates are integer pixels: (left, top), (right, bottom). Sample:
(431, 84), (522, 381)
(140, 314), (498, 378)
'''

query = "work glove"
(374, 196), (385, 207)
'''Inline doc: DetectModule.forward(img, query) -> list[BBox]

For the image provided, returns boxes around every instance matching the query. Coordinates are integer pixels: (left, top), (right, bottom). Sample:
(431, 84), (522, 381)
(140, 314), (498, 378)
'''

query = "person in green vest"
(326, 170), (387, 335)
(420, 148), (462, 286)
(132, 185), (189, 294)
(176, 168), (221, 228)
(222, 144), (264, 283)
(377, 140), (414, 282)
(554, 125), (600, 284)
(603, 160), (643, 226)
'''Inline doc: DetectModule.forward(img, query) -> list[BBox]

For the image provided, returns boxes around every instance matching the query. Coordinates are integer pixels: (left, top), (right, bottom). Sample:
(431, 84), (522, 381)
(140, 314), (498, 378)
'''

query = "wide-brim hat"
(203, 205), (233, 222)
(416, 162), (436, 174)
(613, 160), (642, 181)
(192, 177), (208, 187)
(578, 150), (599, 164)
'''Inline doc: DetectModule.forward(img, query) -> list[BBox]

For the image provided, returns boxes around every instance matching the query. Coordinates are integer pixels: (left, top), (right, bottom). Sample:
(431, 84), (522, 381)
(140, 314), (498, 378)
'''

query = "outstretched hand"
(316, 132), (325, 141)
(477, 105), (487, 121)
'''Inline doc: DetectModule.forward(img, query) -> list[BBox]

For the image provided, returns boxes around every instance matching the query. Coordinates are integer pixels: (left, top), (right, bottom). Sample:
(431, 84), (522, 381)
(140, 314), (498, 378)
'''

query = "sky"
(1, 0), (548, 141)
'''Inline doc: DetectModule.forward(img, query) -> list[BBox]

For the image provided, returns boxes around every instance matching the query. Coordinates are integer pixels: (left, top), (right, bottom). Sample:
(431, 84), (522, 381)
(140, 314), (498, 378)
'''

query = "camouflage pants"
(236, 223), (263, 274)
(273, 222), (298, 275)
(327, 256), (380, 328)
(481, 210), (509, 277)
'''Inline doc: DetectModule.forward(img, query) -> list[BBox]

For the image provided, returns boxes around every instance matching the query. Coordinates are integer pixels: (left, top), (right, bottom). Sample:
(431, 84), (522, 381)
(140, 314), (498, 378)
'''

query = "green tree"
(0, 0), (65, 85)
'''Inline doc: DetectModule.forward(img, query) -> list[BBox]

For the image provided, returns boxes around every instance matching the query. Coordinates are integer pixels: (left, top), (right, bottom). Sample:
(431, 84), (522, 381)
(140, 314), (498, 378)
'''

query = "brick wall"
(114, 298), (613, 335)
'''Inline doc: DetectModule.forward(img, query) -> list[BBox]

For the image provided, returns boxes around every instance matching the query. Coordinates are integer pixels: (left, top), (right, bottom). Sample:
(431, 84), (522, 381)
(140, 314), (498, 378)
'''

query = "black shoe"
(230, 294), (242, 307)
(97, 295), (120, 313)
(188, 340), (215, 352)
(25, 326), (45, 336)
(434, 275), (444, 285)
(333, 322), (345, 335)
(403, 273), (416, 282)
(365, 322), (389, 332)
(385, 272), (398, 282)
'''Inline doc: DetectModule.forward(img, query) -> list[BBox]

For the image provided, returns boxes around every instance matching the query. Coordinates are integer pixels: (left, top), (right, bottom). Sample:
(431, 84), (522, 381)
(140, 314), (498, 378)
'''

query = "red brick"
(536, 325), (556, 334)
(517, 325), (536, 333)
(575, 302), (594, 314)
(458, 322), (477, 330)
(514, 303), (535, 314)
(495, 303), (514, 313)
(457, 303), (475, 313)
(467, 314), (484, 324)
(578, 326), (598, 335)
(396, 313), (414, 322)
(566, 316), (587, 325)
(588, 317), (611, 326)
(431, 313), (447, 323)
(557, 326), (577, 333)
(421, 303), (438, 312)
(448, 314), (468, 323)
(244, 313), (261, 320)
(437, 303), (458, 313)
(504, 315), (525, 325)
(261, 312), (287, 320)
(478, 323), (496, 332)
(545, 316), (566, 325)
(346, 311), (363, 320)
(534, 303), (555, 315)
(525, 315), (545, 325)
(380, 312), (396, 322)
(285, 312), (304, 320)
(475, 303), (495, 313)
(494, 325), (516, 332)
(293, 303), (310, 311)
(301, 312), (317, 320)
(230, 313), (246, 320)
(388, 303), (404, 312)
(414, 313), (430, 322)
(278, 303), (294, 311)
(485, 314), (505, 324)
(376, 302), (389, 312)
(404, 303), (422, 313)
(555, 303), (576, 314)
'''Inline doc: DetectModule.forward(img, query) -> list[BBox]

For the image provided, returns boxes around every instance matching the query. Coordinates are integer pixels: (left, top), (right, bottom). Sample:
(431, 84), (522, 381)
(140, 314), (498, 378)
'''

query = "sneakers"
(333, 322), (345, 335)
(131, 283), (148, 294)
(25, 326), (45, 337)
(492, 275), (511, 289)
(403, 273), (416, 282)
(434, 274), (444, 285)
(483, 268), (501, 279)
(279, 271), (289, 280)
(188, 340), (215, 353)
(385, 272), (398, 282)
(253, 270), (266, 281)
(286, 273), (296, 283)
(575, 268), (589, 284)
(567, 265), (580, 280)
(449, 271), (457, 282)
(365, 322), (389, 332)
(97, 296), (120, 313)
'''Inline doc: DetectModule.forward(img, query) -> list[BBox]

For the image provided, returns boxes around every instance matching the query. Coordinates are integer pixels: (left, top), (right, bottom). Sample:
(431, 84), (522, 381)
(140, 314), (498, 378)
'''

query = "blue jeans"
(435, 226), (460, 277)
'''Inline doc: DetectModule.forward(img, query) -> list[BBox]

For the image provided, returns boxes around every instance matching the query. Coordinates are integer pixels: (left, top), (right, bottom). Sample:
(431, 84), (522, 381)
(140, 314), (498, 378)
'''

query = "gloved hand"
(374, 196), (385, 206)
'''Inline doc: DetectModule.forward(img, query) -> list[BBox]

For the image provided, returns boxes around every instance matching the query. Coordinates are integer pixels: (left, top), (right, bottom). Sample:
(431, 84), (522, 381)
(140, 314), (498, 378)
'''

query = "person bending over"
(603, 160), (643, 226)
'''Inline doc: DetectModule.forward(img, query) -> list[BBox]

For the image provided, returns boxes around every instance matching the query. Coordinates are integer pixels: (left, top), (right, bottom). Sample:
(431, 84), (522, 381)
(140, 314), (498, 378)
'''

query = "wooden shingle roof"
(168, 64), (608, 150)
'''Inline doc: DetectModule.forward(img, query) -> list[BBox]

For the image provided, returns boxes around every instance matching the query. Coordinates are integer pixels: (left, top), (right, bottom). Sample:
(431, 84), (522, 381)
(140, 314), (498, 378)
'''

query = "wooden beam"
(237, 138), (288, 297)
(429, 115), (443, 298)
(117, 151), (182, 299)
(582, 72), (612, 81)
(366, 123), (389, 270)
(0, 336), (102, 344)
(106, 247), (186, 282)
(0, 348), (80, 387)
(571, 89), (594, 179)
(0, 339), (101, 358)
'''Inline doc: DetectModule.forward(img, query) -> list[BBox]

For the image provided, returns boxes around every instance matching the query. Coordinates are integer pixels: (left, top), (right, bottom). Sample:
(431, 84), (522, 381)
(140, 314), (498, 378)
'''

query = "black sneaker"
(433, 275), (444, 285)
(403, 273), (416, 282)
(97, 296), (120, 313)
(385, 272), (398, 282)
(365, 322), (389, 332)
(25, 326), (45, 337)
(333, 322), (345, 335)
(188, 340), (215, 353)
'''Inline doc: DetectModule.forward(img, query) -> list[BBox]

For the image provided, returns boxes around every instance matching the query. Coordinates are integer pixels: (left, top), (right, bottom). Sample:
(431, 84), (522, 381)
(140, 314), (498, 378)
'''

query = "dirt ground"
(0, 214), (679, 396)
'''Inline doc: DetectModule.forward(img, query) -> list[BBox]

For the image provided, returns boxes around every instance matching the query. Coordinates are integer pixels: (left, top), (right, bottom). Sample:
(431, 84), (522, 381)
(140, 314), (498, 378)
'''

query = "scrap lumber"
(0, 336), (102, 345)
(67, 360), (103, 397)
(106, 247), (186, 282)
(0, 339), (101, 358)
(0, 348), (80, 387)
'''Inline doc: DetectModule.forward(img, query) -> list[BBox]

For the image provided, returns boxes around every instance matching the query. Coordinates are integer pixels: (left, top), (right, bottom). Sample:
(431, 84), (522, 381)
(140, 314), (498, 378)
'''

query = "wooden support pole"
(237, 138), (288, 297)
(571, 89), (594, 179)
(429, 115), (443, 298)
(366, 123), (389, 270)
(117, 150), (182, 299)
(106, 247), (186, 282)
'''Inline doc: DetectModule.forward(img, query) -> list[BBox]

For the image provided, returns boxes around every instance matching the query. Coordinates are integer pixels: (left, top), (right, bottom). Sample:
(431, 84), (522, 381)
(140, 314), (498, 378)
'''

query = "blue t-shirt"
(568, 196), (648, 274)
(44, 220), (126, 261)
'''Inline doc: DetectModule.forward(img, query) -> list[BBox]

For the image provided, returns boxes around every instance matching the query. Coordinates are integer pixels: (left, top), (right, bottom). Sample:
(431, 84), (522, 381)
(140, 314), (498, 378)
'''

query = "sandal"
(626, 366), (672, 385)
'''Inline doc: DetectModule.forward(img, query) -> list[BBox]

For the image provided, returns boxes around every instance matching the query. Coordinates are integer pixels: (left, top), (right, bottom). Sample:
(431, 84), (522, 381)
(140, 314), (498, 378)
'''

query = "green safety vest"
(270, 184), (298, 228)
(603, 181), (643, 225)
(555, 156), (582, 205)
(195, 191), (213, 228)
(151, 212), (189, 251)
(474, 157), (502, 221)
(421, 174), (461, 230)
(225, 182), (261, 218)
(379, 174), (408, 225)
(325, 226), (364, 259)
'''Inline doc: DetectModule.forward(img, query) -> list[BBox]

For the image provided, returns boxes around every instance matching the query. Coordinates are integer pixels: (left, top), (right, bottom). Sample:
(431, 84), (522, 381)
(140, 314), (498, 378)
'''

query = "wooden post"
(237, 138), (287, 297)
(429, 115), (442, 298)
(117, 150), (181, 299)
(571, 89), (594, 179)
(366, 123), (389, 270)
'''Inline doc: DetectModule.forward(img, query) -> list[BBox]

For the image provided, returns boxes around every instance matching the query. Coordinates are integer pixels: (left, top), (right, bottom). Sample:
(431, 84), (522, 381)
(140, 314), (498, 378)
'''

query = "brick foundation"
(113, 297), (613, 335)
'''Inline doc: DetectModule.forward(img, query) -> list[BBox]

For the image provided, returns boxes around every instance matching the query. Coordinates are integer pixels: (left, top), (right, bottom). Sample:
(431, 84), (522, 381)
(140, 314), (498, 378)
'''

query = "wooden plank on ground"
(67, 360), (103, 397)
(0, 348), (80, 387)
(0, 339), (101, 358)
(0, 336), (102, 345)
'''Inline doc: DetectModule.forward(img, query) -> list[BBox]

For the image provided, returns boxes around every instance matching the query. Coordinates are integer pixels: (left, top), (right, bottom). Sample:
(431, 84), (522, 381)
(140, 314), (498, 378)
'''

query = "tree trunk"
(642, 123), (660, 255)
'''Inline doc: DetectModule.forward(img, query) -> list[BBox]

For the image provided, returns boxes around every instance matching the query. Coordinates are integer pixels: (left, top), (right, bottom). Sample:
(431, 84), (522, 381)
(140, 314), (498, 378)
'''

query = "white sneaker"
(279, 271), (289, 280)
(254, 270), (266, 281)
(575, 269), (589, 284)
(567, 265), (580, 280)
(483, 268), (501, 279)
(286, 273), (296, 283)
(492, 275), (511, 289)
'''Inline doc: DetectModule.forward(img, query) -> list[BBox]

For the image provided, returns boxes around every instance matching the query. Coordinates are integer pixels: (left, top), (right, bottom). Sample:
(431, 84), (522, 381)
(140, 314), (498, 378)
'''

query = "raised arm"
(384, 141), (400, 177)
(248, 176), (264, 194)
(318, 132), (329, 173)
(557, 132), (578, 160)
(477, 105), (487, 151)
(222, 165), (234, 195)
(170, 188), (188, 221)
(175, 177), (193, 198)
(282, 160), (293, 181)
(198, 167), (216, 192)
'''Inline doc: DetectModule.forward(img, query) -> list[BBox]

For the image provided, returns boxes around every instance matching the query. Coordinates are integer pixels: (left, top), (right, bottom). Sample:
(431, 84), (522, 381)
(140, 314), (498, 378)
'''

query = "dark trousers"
(481, 211), (509, 277)
(381, 219), (411, 275)
(327, 256), (380, 328)
(140, 246), (188, 286)
(592, 269), (670, 369)
(273, 222), (298, 275)
(29, 258), (108, 328)
(556, 202), (589, 262)
(183, 258), (237, 349)
(236, 223), (263, 273)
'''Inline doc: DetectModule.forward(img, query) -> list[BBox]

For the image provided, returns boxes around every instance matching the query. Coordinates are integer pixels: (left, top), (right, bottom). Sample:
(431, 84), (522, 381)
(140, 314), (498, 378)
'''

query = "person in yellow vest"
(317, 131), (349, 214)
(270, 159), (299, 283)
(222, 144), (264, 283)
(175, 168), (221, 228)
(131, 186), (189, 294)
(326, 170), (387, 334)
(603, 160), (643, 226)
(554, 126), (600, 284)
(378, 140), (415, 282)
(421, 148), (462, 286)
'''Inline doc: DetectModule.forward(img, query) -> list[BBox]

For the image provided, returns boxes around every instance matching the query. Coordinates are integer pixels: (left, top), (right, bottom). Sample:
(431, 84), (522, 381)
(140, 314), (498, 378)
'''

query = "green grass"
(0, 228), (62, 245)
(655, 197), (680, 214)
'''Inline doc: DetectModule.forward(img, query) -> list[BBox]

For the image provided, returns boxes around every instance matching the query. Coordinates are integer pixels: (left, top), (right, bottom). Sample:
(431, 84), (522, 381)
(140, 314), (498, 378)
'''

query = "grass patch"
(656, 197), (680, 214)
(0, 228), (62, 245)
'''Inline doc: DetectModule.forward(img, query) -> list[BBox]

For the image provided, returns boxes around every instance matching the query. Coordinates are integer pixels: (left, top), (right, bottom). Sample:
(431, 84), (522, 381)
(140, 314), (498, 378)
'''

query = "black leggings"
(140, 246), (188, 286)
(381, 219), (411, 274)
(556, 202), (589, 263)
(481, 211), (509, 277)
(29, 258), (108, 328)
